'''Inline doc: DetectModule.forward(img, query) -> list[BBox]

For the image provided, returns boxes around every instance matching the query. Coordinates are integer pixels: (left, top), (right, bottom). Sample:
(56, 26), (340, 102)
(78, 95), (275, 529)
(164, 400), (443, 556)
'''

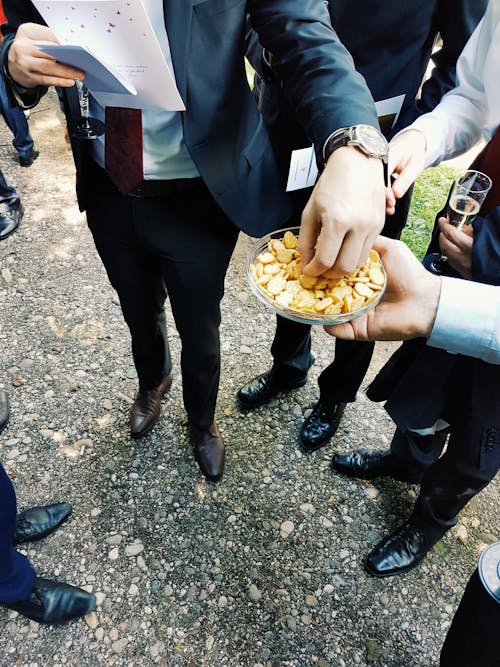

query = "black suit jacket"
(367, 208), (500, 472)
(1, 0), (379, 238)
(247, 0), (486, 155)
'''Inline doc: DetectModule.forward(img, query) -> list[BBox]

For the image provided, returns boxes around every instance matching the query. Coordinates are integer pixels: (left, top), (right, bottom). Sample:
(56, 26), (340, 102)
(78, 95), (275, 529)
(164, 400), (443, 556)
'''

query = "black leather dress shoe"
(0, 390), (10, 434)
(14, 503), (72, 545)
(237, 368), (309, 410)
(130, 371), (173, 438)
(0, 201), (23, 241)
(300, 399), (346, 451)
(190, 421), (225, 482)
(331, 450), (424, 483)
(2, 577), (95, 624)
(364, 521), (441, 578)
(19, 145), (39, 168)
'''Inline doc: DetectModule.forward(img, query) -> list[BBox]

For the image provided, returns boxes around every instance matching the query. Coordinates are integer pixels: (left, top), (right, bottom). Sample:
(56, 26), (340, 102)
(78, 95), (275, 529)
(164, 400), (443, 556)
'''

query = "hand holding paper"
(31, 0), (185, 110)
(36, 44), (137, 95)
(8, 23), (85, 89)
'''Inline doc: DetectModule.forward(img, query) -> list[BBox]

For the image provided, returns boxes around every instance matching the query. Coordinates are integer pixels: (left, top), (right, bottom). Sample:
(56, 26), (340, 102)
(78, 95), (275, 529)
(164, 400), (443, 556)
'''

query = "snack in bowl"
(247, 228), (386, 325)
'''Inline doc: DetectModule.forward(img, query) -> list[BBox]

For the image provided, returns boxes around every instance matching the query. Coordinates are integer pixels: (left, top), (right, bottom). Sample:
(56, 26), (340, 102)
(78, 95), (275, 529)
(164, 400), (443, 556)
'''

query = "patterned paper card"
(33, 0), (185, 110)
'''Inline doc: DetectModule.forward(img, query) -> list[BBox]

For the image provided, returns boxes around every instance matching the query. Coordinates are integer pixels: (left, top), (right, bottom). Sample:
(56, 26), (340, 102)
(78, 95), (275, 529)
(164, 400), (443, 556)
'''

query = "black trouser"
(440, 569), (500, 667)
(86, 165), (239, 430)
(389, 426), (499, 540)
(0, 463), (36, 603)
(269, 189), (413, 403)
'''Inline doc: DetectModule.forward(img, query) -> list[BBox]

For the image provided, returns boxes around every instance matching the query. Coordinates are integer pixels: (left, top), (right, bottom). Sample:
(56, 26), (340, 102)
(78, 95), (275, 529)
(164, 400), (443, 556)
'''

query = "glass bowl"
(246, 226), (386, 325)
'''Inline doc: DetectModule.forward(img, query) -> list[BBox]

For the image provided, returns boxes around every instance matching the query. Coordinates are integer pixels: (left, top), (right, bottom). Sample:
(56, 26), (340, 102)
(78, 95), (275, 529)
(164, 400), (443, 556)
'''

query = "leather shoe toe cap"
(14, 502), (72, 545)
(190, 422), (225, 482)
(363, 522), (431, 578)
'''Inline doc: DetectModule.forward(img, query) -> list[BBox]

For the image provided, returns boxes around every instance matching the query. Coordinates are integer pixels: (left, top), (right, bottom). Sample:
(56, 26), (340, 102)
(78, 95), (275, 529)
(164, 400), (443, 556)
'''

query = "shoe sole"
(330, 462), (423, 484)
(300, 426), (339, 452)
(363, 552), (427, 578)
(238, 377), (308, 411)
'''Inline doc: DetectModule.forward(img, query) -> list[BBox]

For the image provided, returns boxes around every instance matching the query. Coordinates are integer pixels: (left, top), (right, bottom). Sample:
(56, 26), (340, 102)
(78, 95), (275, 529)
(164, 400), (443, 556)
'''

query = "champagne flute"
(69, 81), (105, 140)
(423, 170), (492, 275)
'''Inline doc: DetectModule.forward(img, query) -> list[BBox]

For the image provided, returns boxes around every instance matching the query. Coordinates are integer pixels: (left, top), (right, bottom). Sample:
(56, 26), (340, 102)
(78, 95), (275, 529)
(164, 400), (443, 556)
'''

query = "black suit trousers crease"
(269, 189), (413, 403)
(85, 165), (239, 430)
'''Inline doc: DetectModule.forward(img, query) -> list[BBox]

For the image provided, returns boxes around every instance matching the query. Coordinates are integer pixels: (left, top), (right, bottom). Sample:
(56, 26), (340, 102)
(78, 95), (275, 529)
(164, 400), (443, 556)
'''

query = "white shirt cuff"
(428, 277), (500, 364)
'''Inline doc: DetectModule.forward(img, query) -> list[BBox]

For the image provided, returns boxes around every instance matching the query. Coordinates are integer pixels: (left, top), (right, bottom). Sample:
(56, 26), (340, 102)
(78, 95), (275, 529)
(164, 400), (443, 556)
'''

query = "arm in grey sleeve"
(428, 277), (500, 364)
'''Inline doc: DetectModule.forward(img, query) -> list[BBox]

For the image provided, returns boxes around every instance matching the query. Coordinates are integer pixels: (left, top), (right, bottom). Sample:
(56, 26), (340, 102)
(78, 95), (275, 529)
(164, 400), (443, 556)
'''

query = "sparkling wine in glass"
(423, 170), (492, 275)
(69, 81), (105, 140)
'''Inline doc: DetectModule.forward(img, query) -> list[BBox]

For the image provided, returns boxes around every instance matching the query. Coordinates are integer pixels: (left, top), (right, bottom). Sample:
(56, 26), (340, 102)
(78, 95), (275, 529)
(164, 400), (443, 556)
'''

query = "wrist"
(323, 124), (389, 185)
(418, 273), (442, 338)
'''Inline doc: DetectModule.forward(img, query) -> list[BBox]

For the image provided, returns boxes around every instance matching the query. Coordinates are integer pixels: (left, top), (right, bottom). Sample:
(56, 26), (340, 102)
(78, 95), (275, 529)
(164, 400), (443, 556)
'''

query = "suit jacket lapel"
(163, 0), (193, 104)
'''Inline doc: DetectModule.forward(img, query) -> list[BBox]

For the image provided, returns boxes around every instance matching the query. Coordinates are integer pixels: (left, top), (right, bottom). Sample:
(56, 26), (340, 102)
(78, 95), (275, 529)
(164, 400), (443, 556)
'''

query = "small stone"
(299, 503), (315, 514)
(455, 525), (468, 544)
(364, 486), (379, 500)
(112, 638), (128, 654)
(84, 612), (98, 629)
(108, 548), (119, 561)
(206, 635), (215, 651)
(305, 595), (318, 608)
(125, 541), (144, 556)
(280, 520), (294, 538)
(2, 268), (12, 284)
(128, 583), (139, 596)
(286, 615), (297, 631)
(248, 584), (262, 602)
(320, 516), (333, 529)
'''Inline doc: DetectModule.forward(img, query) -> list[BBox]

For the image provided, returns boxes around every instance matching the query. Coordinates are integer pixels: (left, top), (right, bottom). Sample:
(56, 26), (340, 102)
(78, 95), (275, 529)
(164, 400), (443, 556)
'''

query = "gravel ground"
(0, 91), (498, 667)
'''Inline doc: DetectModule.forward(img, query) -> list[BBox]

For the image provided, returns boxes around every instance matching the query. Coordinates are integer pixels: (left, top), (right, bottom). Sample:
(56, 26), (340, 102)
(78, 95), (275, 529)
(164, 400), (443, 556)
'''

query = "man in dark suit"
(0, 390), (95, 624)
(1, 1), (389, 482)
(238, 0), (487, 451)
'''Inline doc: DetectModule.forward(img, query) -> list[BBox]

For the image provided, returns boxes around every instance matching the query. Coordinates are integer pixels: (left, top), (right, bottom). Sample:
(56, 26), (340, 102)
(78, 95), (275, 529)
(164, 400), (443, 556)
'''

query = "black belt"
(128, 177), (203, 198)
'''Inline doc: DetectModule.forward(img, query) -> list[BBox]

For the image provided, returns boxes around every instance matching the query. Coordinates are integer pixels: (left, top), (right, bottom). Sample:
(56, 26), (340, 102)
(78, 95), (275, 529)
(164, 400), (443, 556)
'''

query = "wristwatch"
(324, 125), (389, 185)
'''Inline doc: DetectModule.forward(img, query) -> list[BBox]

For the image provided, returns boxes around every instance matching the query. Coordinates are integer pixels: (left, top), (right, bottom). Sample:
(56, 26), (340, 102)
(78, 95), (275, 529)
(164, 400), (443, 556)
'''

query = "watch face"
(355, 124), (388, 157)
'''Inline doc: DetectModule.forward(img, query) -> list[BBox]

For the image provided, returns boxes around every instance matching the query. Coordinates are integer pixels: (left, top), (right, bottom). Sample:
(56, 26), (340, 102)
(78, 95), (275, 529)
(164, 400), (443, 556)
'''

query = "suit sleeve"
(418, 0), (488, 115)
(471, 208), (500, 286)
(0, 0), (48, 109)
(247, 0), (378, 166)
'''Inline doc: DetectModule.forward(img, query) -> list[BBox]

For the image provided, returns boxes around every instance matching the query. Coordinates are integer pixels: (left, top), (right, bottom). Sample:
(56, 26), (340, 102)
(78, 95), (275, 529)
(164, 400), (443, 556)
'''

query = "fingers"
(437, 217), (474, 248)
(385, 184), (396, 215)
(324, 322), (356, 340)
(9, 23), (84, 88)
(302, 222), (344, 278)
(297, 202), (321, 270)
(388, 129), (426, 200)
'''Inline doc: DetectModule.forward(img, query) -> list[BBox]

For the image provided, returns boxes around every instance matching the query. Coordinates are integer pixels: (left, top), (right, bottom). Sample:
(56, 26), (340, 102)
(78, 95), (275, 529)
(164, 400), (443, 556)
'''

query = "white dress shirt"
(411, 0), (500, 167)
(90, 0), (199, 180)
(402, 0), (500, 368)
(428, 277), (500, 365)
